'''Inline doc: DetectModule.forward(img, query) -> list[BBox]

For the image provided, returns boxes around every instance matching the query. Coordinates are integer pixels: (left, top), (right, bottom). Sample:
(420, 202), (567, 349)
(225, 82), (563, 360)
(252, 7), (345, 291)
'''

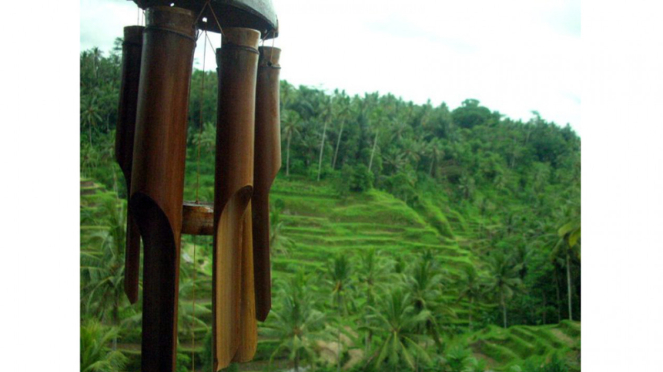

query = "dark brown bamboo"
(129, 6), (196, 372)
(213, 27), (261, 371)
(252, 46), (281, 321)
(116, 25), (144, 305)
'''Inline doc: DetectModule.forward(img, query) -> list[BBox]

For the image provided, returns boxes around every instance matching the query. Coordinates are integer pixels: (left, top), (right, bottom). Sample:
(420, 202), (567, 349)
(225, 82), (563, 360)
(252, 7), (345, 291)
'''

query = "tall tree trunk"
(332, 120), (345, 169)
(337, 323), (342, 372)
(501, 291), (507, 328)
(469, 297), (474, 331)
(113, 297), (120, 350)
(286, 133), (291, 177)
(294, 350), (299, 372)
(368, 130), (379, 173)
(566, 250), (573, 321)
(317, 119), (328, 181)
(554, 268), (562, 323)
(543, 290), (547, 324)
(429, 155), (435, 177)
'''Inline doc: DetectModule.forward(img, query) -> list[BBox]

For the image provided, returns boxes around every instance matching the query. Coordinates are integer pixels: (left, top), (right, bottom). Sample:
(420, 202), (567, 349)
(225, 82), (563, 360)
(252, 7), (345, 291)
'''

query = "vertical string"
(205, 31), (216, 55)
(191, 236), (198, 372)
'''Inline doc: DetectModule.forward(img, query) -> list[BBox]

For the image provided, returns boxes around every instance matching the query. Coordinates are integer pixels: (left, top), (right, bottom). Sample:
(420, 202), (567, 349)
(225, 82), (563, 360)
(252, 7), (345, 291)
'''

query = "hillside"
(80, 46), (580, 372)
(81, 176), (579, 372)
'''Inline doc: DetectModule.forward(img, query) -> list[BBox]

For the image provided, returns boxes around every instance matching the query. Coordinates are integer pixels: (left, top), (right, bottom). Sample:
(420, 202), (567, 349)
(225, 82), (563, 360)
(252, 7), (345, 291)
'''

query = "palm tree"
(264, 272), (325, 372)
(366, 289), (432, 371)
(426, 138), (444, 178)
(368, 108), (387, 174)
(485, 252), (522, 328)
(80, 320), (127, 372)
(81, 93), (102, 146)
(177, 257), (211, 348)
(281, 110), (302, 177)
(331, 94), (350, 170)
(358, 249), (391, 353)
(192, 121), (216, 157)
(316, 97), (333, 181)
(407, 254), (453, 352)
(456, 266), (483, 331)
(326, 254), (353, 372)
(269, 199), (294, 257)
(553, 219), (580, 321)
(80, 198), (128, 347)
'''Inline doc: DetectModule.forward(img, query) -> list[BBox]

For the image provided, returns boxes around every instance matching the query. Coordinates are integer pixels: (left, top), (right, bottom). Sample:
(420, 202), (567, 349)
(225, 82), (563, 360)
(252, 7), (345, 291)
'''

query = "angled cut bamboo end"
(253, 45), (282, 321)
(232, 203), (258, 362)
(117, 25), (144, 304)
(213, 25), (261, 370)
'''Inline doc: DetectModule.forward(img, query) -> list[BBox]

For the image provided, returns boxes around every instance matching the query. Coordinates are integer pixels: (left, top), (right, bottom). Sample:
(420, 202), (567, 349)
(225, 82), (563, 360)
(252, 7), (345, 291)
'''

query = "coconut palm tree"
(407, 254), (454, 351)
(366, 289), (432, 371)
(281, 109), (302, 177)
(326, 254), (353, 372)
(485, 252), (522, 328)
(269, 199), (294, 257)
(80, 198), (128, 347)
(553, 219), (580, 321)
(81, 93), (102, 146)
(264, 272), (325, 372)
(358, 249), (392, 354)
(425, 138), (444, 178)
(316, 96), (333, 181)
(80, 320), (127, 372)
(456, 266), (484, 330)
(331, 93), (350, 170)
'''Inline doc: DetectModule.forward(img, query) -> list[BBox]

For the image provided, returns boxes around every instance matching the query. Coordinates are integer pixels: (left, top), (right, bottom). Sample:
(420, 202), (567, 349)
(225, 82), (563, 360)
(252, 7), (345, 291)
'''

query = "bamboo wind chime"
(115, 1), (281, 371)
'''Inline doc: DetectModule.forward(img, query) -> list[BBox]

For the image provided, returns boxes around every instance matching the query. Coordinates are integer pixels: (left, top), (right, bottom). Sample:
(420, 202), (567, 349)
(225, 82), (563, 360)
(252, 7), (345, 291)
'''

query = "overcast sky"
(81, 0), (581, 134)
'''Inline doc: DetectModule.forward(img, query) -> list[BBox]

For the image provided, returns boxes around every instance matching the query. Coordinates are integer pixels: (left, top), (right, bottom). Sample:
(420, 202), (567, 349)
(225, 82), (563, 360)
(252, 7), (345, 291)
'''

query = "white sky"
(80, 0), (581, 134)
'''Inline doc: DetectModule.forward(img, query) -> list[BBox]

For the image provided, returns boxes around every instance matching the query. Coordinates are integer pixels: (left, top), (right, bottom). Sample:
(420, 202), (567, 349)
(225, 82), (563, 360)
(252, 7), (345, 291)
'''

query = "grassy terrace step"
(558, 320), (581, 338)
(465, 322), (580, 369)
(285, 233), (442, 247)
(290, 242), (469, 259)
(477, 341), (520, 363)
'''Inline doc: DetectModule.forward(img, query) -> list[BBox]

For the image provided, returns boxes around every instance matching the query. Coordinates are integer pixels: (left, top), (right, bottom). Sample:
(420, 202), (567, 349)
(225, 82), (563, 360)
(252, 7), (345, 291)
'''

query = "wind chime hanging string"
(189, 26), (209, 372)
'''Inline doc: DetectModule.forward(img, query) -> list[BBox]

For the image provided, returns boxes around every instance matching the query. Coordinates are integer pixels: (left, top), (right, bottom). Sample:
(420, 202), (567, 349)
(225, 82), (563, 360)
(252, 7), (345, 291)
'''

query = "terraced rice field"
(81, 176), (580, 371)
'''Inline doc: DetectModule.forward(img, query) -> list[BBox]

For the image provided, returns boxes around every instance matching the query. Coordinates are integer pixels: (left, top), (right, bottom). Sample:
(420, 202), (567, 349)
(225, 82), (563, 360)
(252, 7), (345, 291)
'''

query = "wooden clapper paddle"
(114, 1), (281, 371)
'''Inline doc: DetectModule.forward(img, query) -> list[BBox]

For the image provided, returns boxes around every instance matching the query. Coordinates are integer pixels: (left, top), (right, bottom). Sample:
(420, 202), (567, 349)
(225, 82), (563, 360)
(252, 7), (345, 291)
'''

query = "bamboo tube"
(213, 27), (261, 371)
(129, 6), (196, 372)
(252, 46), (282, 321)
(182, 202), (214, 236)
(116, 25), (144, 305)
(232, 202), (258, 362)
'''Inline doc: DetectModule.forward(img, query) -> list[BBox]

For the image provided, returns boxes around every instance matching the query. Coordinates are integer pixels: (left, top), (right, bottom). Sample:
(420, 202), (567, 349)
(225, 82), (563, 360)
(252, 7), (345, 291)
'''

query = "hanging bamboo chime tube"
(213, 27), (261, 371)
(252, 46), (282, 322)
(115, 25), (144, 304)
(129, 6), (196, 372)
(233, 202), (258, 362)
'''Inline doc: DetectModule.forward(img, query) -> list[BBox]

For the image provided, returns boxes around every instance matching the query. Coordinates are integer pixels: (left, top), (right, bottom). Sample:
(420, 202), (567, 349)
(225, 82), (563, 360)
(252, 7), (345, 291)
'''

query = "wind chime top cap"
(133, 0), (278, 39)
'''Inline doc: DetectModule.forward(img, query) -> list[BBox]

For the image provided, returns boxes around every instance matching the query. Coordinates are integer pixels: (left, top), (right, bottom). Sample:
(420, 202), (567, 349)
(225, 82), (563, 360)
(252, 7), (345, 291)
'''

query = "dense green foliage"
(80, 45), (580, 372)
